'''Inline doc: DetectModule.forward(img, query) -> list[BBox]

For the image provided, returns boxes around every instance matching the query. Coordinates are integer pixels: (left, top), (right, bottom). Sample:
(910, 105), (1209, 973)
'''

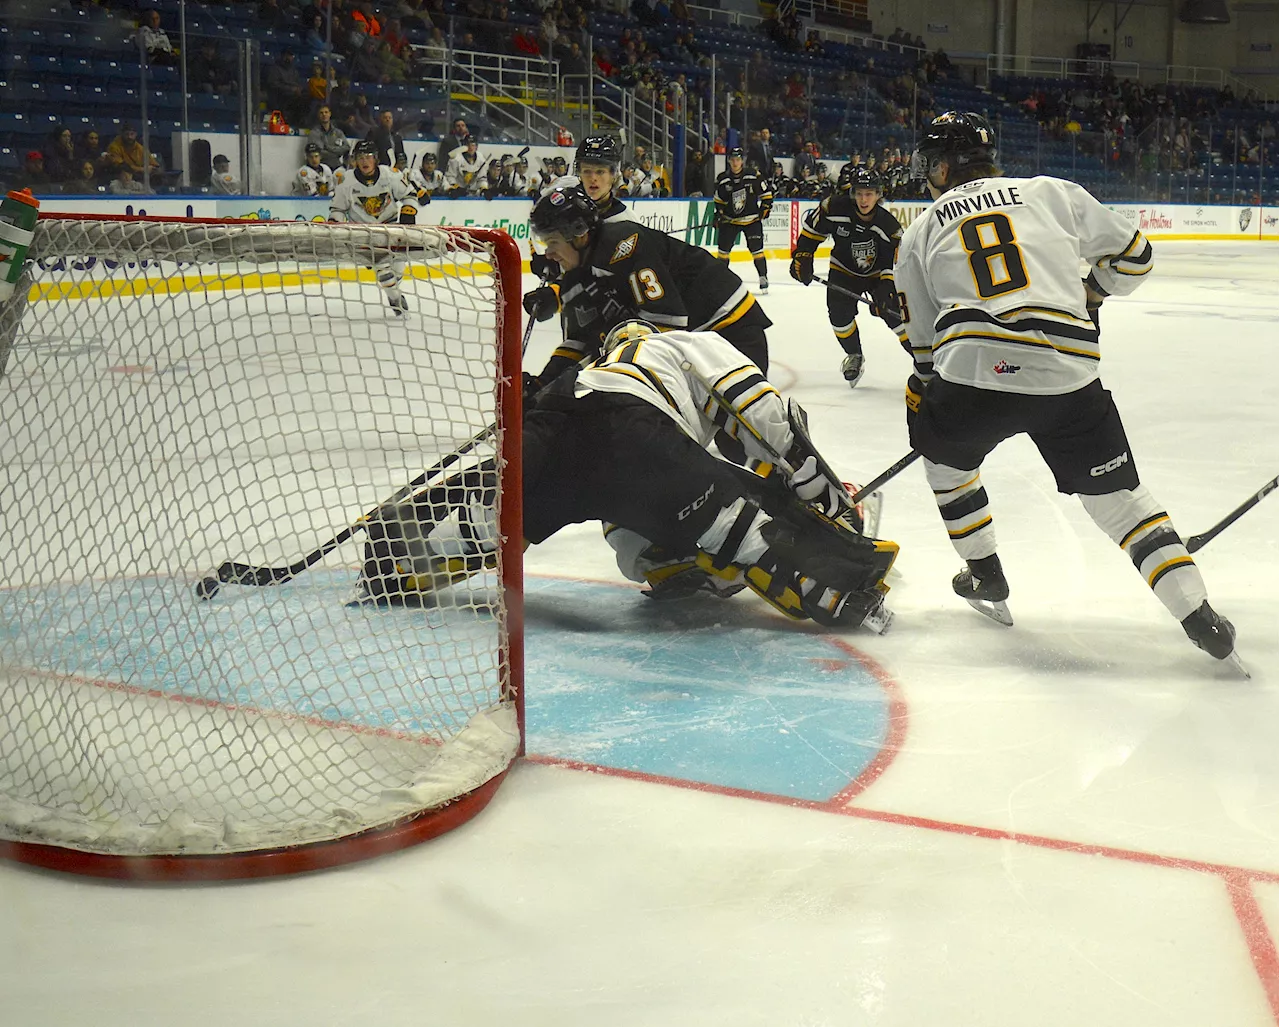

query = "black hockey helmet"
(304, 141), (321, 156)
(575, 134), (622, 171)
(845, 165), (882, 193)
(726, 146), (745, 161)
(530, 181), (600, 244)
(352, 139), (379, 163)
(421, 151), (437, 166)
(911, 111), (997, 179)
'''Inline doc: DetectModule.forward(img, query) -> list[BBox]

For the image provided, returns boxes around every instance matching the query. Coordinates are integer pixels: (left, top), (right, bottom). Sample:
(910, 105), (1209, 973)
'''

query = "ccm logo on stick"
(1090, 452), (1129, 477)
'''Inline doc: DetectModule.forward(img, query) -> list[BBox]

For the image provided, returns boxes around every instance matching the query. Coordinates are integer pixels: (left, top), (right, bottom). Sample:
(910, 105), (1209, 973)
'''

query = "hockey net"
(0, 216), (524, 879)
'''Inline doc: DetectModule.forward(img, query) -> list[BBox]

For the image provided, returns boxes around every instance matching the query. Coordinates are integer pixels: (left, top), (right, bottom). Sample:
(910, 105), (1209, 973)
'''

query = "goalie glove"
(790, 250), (814, 285)
(790, 455), (845, 518)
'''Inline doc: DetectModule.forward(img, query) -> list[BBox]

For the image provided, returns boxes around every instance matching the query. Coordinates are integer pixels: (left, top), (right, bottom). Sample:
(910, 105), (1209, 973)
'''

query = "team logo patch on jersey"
(851, 239), (877, 271)
(360, 194), (388, 217)
(993, 360), (1021, 375)
(731, 187), (747, 212)
(610, 233), (640, 264)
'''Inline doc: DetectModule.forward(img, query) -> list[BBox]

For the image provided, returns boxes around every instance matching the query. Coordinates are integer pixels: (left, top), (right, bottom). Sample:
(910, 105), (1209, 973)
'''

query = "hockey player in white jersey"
(354, 319), (898, 630)
(328, 139), (419, 314)
(896, 110), (1240, 668)
(293, 143), (335, 196)
(445, 135), (486, 196)
(406, 151), (445, 204)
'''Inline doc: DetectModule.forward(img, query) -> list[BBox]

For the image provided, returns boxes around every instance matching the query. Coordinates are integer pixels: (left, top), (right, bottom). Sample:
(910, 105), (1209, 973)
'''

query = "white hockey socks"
(1079, 486), (1208, 621)
(924, 459), (996, 562)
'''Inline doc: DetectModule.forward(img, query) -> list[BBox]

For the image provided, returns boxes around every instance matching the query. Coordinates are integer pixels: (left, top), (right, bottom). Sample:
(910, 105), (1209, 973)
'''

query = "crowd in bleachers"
(0, 0), (1274, 201)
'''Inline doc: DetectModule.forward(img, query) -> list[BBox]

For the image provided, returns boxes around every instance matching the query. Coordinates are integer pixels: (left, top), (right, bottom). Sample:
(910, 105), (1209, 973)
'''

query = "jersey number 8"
(958, 213), (1030, 299)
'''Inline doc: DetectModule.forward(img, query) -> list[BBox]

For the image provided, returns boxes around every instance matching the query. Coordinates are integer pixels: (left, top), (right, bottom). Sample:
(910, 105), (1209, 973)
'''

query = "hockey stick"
(1184, 475), (1278, 554)
(196, 303), (543, 600)
(847, 450), (920, 506)
(195, 423), (499, 598)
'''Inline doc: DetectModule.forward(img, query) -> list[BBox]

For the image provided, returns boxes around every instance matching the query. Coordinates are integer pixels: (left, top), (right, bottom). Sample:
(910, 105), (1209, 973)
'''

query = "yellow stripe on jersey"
(1147, 555), (1194, 588)
(710, 294), (758, 331)
(934, 329), (1100, 360)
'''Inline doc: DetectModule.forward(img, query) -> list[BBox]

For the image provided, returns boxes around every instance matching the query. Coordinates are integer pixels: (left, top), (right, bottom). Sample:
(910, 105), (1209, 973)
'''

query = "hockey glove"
(790, 455), (845, 518)
(529, 251), (559, 279)
(905, 373), (927, 431)
(790, 250), (814, 285)
(1083, 278), (1104, 332)
(522, 284), (560, 322)
(761, 205), (773, 221)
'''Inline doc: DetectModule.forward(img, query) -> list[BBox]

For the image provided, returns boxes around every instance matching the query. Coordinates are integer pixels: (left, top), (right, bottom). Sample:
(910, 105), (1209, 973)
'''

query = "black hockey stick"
(847, 450), (920, 506)
(196, 301), (544, 600)
(195, 423), (499, 599)
(1184, 475), (1278, 554)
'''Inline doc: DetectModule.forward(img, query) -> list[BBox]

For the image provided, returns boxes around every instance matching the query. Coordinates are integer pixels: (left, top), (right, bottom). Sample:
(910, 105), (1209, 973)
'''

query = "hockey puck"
(194, 576), (221, 601)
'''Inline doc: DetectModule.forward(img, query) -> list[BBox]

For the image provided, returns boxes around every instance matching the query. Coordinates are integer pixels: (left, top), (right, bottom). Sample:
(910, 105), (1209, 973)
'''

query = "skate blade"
(859, 490), (883, 538)
(1226, 651), (1251, 679)
(861, 602), (894, 634)
(965, 597), (1013, 626)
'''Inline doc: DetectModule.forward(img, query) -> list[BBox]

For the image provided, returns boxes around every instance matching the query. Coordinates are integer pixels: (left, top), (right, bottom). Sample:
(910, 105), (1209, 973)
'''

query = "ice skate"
(387, 293), (409, 316)
(841, 351), (865, 388)
(1181, 600), (1248, 676)
(758, 276), (769, 295)
(953, 555), (1012, 626)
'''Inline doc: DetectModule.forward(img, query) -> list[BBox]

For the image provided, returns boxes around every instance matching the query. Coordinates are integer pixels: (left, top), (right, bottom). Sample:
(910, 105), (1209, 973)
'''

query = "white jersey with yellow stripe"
(895, 174), (1152, 395)
(573, 329), (792, 459)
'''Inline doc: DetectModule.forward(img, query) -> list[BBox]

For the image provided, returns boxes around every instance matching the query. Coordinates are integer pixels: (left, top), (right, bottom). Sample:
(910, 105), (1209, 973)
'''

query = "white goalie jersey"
(574, 329), (794, 460)
(328, 165), (418, 224)
(294, 162), (335, 197)
(895, 174), (1153, 395)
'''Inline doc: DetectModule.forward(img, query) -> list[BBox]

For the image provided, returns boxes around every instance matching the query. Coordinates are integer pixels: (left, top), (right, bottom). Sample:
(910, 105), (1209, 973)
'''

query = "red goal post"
(0, 215), (525, 880)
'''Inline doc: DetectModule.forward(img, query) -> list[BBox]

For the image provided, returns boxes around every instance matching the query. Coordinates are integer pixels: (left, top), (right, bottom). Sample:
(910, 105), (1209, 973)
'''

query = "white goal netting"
(0, 217), (523, 875)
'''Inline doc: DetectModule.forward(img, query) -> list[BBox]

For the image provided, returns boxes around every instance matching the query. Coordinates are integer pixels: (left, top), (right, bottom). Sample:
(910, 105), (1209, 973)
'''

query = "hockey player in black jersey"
(522, 182), (773, 388)
(791, 165), (910, 388)
(713, 147), (773, 294)
(529, 134), (634, 281)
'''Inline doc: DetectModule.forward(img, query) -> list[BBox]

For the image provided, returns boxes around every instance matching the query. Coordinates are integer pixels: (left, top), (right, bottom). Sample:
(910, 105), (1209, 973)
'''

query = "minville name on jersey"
(934, 186), (1024, 226)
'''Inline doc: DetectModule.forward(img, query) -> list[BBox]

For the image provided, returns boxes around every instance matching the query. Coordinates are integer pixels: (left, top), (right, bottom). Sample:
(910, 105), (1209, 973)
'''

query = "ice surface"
(0, 241), (1275, 1025)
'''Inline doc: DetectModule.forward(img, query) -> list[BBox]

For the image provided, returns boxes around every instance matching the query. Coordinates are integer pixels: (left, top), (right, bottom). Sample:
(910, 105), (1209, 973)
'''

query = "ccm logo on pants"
(678, 484), (716, 520)
(1090, 452), (1130, 477)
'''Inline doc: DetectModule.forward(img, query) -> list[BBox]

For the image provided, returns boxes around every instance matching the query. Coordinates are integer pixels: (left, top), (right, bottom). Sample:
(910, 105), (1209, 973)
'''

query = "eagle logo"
(1239, 208), (1253, 232)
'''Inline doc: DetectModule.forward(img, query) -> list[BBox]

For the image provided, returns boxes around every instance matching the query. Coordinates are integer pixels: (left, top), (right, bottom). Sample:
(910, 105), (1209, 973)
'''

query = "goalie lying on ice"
(353, 322), (900, 631)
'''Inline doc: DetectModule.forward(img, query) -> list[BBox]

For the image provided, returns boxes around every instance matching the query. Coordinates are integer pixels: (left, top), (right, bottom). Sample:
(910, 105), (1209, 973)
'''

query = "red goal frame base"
(0, 769), (512, 881)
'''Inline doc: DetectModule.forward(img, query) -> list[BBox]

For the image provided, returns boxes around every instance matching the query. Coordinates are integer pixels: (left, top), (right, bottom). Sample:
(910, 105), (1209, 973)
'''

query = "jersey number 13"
(958, 213), (1030, 299)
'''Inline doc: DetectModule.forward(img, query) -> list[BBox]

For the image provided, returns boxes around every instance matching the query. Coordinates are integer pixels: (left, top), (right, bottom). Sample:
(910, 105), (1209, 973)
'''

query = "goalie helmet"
(530, 181), (600, 243)
(910, 111), (997, 179)
(602, 319), (658, 351)
(575, 134), (622, 171)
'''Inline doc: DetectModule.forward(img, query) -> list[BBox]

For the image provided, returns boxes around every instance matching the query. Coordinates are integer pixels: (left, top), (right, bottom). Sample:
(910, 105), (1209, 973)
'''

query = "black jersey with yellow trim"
(713, 169), (773, 226)
(552, 220), (773, 356)
(796, 195), (902, 280)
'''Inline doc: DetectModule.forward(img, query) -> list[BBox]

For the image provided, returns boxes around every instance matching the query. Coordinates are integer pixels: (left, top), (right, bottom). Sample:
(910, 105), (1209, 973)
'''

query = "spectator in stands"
(747, 127), (774, 176)
(263, 50), (306, 124)
(307, 62), (329, 109)
(45, 128), (79, 184)
(303, 13), (330, 53)
(419, 27), (448, 78)
(72, 161), (104, 194)
(366, 110), (407, 169)
(108, 167), (148, 195)
(76, 130), (104, 169)
(135, 9), (177, 66)
(350, 37), (383, 82)
(19, 152), (50, 191)
(513, 27), (541, 57)
(190, 40), (235, 94)
(375, 41), (409, 82)
(106, 126), (158, 177)
(209, 154), (241, 194)
(437, 118), (470, 166)
(353, 3), (382, 40)
(593, 47), (615, 78)
(383, 18), (409, 57)
(310, 105), (350, 169)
